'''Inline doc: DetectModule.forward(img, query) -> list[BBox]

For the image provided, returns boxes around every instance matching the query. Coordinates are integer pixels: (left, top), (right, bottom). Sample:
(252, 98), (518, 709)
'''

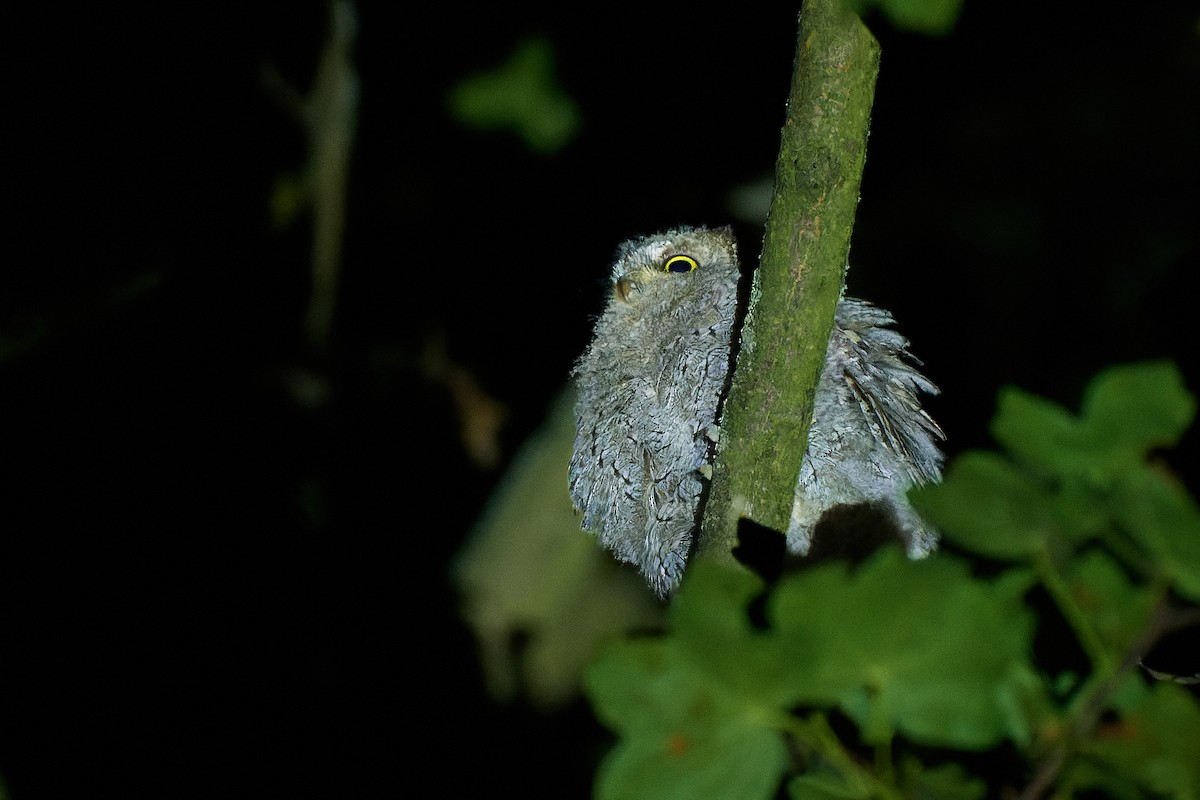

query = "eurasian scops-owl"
(569, 226), (944, 597)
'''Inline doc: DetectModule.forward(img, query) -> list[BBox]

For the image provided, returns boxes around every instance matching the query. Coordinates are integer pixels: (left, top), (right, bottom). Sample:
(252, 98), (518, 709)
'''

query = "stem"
(303, 0), (359, 350)
(775, 711), (903, 800)
(700, 0), (881, 556)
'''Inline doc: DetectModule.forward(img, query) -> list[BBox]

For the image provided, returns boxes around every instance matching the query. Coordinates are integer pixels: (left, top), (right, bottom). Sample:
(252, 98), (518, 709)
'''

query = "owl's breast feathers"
(569, 226), (740, 596)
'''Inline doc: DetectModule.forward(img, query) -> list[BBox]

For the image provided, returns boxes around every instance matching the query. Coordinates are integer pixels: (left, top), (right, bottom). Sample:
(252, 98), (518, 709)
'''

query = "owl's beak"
(614, 274), (638, 304)
(614, 268), (656, 304)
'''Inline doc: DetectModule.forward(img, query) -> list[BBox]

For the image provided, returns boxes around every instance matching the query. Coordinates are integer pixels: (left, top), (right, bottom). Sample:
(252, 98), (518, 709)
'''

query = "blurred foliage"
(845, 0), (963, 35)
(453, 389), (666, 708)
(919, 361), (1199, 601)
(584, 361), (1200, 799)
(447, 35), (581, 154)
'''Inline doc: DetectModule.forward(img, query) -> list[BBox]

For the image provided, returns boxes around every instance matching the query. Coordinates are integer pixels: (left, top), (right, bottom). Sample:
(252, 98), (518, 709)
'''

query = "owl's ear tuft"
(663, 255), (699, 273)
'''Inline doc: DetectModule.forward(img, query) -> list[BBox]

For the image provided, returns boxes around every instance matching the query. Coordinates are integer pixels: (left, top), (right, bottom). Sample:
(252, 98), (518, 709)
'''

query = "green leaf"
(845, 0), (963, 36)
(585, 566), (794, 800)
(899, 759), (987, 800)
(990, 387), (1095, 481)
(1111, 466), (1200, 602)
(1060, 760), (1144, 800)
(1103, 671), (1154, 716)
(909, 450), (1059, 559)
(1079, 682), (1200, 799)
(991, 361), (1195, 488)
(1082, 361), (1196, 456)
(1047, 477), (1112, 546)
(1064, 549), (1158, 656)
(787, 768), (871, 800)
(586, 638), (680, 736)
(670, 558), (764, 643)
(447, 36), (581, 154)
(670, 560), (799, 708)
(595, 715), (788, 800)
(586, 638), (789, 800)
(768, 549), (1041, 749)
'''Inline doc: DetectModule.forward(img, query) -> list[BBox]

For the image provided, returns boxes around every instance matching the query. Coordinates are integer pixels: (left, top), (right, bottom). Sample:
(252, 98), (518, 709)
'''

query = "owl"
(569, 226), (943, 598)
(569, 226), (739, 597)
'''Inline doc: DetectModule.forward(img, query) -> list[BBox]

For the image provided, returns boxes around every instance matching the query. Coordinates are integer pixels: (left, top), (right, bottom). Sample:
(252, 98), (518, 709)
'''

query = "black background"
(2, 2), (1198, 797)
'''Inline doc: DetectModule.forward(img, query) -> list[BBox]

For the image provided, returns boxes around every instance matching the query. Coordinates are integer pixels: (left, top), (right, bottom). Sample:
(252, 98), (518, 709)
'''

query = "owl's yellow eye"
(664, 255), (698, 273)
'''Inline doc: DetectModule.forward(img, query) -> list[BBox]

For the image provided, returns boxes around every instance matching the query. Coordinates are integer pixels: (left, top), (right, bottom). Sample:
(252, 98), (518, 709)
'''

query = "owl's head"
(609, 225), (739, 304)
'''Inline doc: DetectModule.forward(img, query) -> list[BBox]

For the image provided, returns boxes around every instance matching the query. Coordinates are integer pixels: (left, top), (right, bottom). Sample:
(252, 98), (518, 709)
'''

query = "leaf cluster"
(446, 36), (580, 154)
(585, 362), (1200, 799)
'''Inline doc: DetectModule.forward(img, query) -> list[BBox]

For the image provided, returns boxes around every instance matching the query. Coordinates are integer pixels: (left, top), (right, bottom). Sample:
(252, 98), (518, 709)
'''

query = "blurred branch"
(1, 271), (161, 363)
(264, 0), (359, 351)
(418, 331), (509, 470)
(700, 0), (880, 555)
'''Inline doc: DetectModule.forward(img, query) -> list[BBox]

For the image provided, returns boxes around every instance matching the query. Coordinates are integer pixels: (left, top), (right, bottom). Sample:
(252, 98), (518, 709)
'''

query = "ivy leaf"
(768, 550), (1041, 749)
(909, 450), (1059, 559)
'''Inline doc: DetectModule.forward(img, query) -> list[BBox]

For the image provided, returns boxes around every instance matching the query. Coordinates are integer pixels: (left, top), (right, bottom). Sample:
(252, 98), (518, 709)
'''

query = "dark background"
(2, 2), (1197, 797)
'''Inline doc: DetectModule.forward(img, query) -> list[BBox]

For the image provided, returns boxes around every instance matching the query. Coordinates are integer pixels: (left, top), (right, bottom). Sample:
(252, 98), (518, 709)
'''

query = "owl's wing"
(831, 298), (945, 486)
(568, 397), (647, 542)
(568, 376), (699, 598)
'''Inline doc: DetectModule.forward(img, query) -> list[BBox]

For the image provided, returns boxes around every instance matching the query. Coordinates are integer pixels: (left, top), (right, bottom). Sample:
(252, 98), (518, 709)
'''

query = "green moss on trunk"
(700, 0), (880, 556)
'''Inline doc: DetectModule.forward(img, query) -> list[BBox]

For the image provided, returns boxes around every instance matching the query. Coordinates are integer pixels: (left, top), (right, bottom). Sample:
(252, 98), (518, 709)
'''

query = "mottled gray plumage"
(788, 298), (945, 558)
(569, 226), (944, 598)
(569, 226), (740, 597)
